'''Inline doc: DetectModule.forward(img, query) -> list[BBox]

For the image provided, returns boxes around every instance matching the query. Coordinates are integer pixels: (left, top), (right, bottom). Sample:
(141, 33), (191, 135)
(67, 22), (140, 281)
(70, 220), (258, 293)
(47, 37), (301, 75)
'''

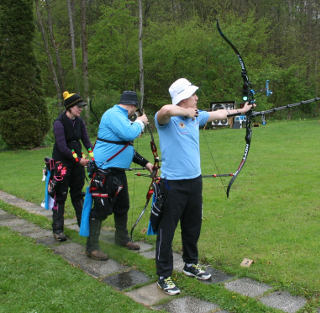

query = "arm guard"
(133, 151), (149, 167)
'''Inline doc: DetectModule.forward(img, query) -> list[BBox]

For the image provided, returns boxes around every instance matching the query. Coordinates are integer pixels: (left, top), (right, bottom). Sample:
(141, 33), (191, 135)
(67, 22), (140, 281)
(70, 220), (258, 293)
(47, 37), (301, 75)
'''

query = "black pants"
(156, 176), (202, 278)
(52, 162), (85, 233)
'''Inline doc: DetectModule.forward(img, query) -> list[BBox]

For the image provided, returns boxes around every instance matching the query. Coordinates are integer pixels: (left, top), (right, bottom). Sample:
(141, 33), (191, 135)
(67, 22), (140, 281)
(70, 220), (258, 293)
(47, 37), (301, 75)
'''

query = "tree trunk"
(80, 0), (89, 120)
(67, 0), (79, 92)
(138, 0), (144, 110)
(35, 0), (61, 101)
(45, 0), (65, 92)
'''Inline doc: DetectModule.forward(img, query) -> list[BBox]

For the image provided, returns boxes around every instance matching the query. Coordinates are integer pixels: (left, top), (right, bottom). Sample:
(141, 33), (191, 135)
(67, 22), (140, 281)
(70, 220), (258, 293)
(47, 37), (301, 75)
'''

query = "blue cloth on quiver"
(44, 170), (51, 210)
(79, 187), (92, 237)
(147, 193), (157, 235)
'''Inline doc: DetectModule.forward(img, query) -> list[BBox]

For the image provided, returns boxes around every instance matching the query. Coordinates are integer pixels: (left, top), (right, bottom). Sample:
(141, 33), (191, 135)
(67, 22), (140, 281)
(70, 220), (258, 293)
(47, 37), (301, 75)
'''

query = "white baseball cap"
(169, 78), (199, 105)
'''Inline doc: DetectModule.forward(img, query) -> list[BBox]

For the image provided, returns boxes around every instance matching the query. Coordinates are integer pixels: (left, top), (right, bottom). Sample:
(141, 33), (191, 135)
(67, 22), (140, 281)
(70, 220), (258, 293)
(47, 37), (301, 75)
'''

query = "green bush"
(0, 0), (49, 149)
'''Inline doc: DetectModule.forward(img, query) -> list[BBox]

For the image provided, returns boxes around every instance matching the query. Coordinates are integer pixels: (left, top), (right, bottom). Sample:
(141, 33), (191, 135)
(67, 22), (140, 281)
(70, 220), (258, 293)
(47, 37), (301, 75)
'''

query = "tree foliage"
(0, 0), (49, 149)
(30, 0), (320, 122)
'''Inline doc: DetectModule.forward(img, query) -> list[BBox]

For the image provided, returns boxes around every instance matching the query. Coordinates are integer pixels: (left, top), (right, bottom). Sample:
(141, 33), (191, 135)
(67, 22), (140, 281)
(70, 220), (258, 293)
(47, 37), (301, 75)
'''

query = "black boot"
(52, 203), (67, 241)
(114, 212), (140, 250)
(72, 198), (84, 227)
(86, 218), (108, 261)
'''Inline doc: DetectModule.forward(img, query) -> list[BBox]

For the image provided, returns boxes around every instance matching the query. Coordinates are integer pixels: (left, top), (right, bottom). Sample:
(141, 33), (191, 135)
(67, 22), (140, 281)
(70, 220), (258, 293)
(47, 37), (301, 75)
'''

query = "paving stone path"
(0, 190), (312, 313)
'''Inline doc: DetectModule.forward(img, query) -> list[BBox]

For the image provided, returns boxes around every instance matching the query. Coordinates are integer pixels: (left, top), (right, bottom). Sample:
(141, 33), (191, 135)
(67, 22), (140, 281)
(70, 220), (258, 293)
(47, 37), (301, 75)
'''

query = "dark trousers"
(156, 176), (202, 278)
(52, 162), (85, 233)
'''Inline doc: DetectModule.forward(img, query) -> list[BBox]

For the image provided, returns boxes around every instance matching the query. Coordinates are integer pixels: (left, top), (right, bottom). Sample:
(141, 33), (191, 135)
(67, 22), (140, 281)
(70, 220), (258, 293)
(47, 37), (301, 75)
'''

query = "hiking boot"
(183, 264), (211, 280)
(157, 277), (180, 296)
(86, 218), (102, 253)
(53, 232), (67, 242)
(86, 249), (109, 261)
(124, 241), (140, 250)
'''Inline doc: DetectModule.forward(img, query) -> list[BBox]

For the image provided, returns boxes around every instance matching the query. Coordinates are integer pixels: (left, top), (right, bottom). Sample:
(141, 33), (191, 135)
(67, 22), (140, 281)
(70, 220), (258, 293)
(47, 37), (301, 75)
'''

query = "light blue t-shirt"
(94, 105), (143, 169)
(155, 110), (209, 180)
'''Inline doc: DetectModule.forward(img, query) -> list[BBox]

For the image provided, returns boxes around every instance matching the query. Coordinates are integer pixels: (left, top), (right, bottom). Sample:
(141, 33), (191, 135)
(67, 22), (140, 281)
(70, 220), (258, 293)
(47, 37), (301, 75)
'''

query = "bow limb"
(129, 159), (159, 241)
(129, 178), (155, 241)
(226, 118), (252, 197)
(130, 104), (160, 241)
(216, 20), (255, 198)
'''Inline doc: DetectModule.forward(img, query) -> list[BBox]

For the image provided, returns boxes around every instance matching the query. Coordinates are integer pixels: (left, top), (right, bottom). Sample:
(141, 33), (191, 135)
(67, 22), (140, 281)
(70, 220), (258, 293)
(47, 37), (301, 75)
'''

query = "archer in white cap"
(153, 78), (254, 295)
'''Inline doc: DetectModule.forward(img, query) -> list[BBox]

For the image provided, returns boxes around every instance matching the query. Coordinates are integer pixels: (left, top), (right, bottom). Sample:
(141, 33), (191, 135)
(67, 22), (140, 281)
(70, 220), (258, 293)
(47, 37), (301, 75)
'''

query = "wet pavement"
(0, 190), (313, 313)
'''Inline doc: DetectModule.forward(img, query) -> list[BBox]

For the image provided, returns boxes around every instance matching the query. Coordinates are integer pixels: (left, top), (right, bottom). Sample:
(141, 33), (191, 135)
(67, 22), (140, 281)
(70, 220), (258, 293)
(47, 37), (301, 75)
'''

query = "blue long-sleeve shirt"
(94, 105), (143, 169)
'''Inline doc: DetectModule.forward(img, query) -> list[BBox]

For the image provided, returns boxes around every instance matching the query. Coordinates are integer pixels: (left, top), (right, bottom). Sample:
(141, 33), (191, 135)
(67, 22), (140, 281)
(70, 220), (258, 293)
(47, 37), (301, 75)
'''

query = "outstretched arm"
(207, 102), (255, 122)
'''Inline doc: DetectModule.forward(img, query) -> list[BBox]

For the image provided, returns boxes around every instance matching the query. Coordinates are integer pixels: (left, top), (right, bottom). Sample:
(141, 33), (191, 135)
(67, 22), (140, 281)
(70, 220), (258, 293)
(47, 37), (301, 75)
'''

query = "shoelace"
(164, 277), (176, 288)
(192, 264), (204, 273)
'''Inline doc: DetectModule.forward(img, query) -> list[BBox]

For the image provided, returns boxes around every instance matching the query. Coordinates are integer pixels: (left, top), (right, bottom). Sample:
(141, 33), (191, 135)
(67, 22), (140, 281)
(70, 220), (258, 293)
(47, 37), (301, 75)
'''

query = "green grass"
(0, 226), (157, 313)
(1, 119), (320, 312)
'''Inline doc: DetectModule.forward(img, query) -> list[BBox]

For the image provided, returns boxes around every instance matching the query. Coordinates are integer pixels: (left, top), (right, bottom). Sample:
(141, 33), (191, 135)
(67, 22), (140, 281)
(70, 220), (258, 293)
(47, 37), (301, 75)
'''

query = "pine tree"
(0, 0), (49, 148)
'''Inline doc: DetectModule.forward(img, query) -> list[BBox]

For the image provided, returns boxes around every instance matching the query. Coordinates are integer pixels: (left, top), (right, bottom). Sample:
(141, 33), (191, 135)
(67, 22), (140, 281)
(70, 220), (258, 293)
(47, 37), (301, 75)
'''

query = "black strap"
(97, 137), (133, 146)
(95, 138), (133, 164)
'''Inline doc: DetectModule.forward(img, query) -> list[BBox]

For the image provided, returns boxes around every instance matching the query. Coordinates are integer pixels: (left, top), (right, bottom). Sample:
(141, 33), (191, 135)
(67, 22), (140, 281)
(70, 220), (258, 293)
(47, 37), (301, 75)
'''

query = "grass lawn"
(0, 226), (157, 313)
(0, 119), (320, 311)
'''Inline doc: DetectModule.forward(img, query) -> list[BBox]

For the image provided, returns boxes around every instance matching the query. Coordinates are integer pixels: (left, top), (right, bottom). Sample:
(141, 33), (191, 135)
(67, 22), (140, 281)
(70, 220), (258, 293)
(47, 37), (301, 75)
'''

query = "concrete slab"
(140, 249), (155, 259)
(135, 241), (153, 252)
(0, 190), (22, 204)
(37, 209), (52, 218)
(224, 278), (272, 298)
(11, 222), (52, 239)
(125, 283), (169, 306)
(53, 242), (128, 278)
(36, 236), (58, 246)
(1, 217), (52, 239)
(0, 191), (21, 203)
(0, 191), (52, 217)
(154, 296), (220, 313)
(260, 291), (307, 313)
(139, 250), (184, 272)
(173, 252), (184, 272)
(0, 212), (17, 220)
(66, 224), (80, 232)
(64, 218), (78, 225)
(0, 208), (16, 218)
(24, 206), (50, 216)
(202, 267), (234, 284)
(24, 229), (53, 239)
(0, 190), (51, 217)
(0, 218), (28, 227)
(103, 270), (151, 290)
(99, 230), (115, 243)
(10, 222), (44, 234)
